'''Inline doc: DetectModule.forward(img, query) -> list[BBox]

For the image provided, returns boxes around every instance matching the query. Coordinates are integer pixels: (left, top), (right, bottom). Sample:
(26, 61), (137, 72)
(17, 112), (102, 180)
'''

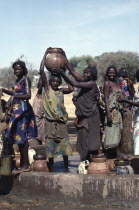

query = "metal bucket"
(0, 156), (12, 176)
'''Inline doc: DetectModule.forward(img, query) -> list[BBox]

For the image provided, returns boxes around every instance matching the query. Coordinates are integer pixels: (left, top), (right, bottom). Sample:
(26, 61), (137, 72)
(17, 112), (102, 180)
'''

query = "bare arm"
(104, 81), (112, 124)
(60, 71), (94, 89)
(5, 77), (31, 108)
(60, 83), (74, 94)
(39, 51), (49, 94)
(66, 62), (84, 82)
(117, 98), (139, 107)
(2, 88), (14, 95)
(126, 78), (135, 98)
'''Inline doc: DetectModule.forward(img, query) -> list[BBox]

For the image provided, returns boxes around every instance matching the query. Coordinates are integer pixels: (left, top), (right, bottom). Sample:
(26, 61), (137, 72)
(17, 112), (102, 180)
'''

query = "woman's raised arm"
(66, 61), (84, 82)
(39, 51), (49, 94)
(60, 70), (94, 89)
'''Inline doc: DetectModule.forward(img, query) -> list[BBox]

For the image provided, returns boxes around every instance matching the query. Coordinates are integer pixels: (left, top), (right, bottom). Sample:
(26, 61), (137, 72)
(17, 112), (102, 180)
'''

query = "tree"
(0, 67), (16, 89)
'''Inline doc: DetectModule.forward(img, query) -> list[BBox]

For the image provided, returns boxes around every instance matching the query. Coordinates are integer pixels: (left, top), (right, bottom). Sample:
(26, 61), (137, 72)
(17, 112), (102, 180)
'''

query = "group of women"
(1, 50), (139, 173)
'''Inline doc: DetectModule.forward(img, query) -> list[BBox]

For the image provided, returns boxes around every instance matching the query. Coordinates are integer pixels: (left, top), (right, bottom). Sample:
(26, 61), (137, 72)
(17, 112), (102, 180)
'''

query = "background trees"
(0, 51), (139, 88)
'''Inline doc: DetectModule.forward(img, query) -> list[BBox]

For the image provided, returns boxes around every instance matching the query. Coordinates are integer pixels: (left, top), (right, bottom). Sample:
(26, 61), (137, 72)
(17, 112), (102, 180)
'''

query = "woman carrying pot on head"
(1, 60), (37, 172)
(58, 60), (101, 162)
(40, 51), (73, 173)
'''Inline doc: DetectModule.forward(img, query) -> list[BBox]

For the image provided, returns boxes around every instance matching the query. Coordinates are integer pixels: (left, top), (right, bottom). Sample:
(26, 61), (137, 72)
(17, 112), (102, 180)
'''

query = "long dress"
(104, 90), (124, 149)
(119, 78), (134, 155)
(42, 87), (72, 158)
(6, 77), (37, 144)
(75, 88), (101, 161)
(133, 83), (139, 155)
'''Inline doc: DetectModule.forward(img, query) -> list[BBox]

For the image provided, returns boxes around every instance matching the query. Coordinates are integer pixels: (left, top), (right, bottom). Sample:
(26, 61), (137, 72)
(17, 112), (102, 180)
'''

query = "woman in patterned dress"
(1, 60), (37, 172)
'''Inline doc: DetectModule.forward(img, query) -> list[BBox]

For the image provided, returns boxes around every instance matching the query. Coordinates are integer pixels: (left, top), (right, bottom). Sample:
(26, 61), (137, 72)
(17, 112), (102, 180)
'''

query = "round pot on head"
(45, 47), (67, 73)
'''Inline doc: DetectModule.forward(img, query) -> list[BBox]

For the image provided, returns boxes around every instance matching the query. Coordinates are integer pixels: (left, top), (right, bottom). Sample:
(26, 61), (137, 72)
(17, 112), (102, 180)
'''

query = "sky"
(0, 0), (139, 69)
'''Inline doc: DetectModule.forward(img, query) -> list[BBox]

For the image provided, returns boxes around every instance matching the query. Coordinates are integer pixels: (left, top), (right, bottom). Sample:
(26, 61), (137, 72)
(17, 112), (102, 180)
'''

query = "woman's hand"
(45, 48), (51, 55)
(125, 78), (133, 86)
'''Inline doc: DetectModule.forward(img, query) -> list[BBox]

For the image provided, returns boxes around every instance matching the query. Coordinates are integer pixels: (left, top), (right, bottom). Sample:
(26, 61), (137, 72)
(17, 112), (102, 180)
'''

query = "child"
(40, 51), (73, 172)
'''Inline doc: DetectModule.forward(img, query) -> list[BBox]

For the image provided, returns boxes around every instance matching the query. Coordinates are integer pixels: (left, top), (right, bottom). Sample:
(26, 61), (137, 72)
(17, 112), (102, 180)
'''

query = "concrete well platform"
(1, 155), (139, 208)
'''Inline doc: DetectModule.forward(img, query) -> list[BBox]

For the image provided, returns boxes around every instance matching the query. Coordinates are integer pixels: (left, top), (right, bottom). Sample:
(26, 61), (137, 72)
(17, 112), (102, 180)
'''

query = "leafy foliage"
(1, 51), (139, 88)
(0, 67), (16, 89)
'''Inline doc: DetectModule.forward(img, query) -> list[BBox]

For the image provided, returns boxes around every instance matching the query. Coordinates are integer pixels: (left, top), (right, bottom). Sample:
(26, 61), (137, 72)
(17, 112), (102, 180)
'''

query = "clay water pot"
(33, 154), (46, 161)
(31, 160), (49, 172)
(91, 156), (107, 163)
(88, 156), (110, 174)
(116, 166), (129, 175)
(114, 159), (134, 175)
(114, 159), (129, 166)
(45, 47), (67, 72)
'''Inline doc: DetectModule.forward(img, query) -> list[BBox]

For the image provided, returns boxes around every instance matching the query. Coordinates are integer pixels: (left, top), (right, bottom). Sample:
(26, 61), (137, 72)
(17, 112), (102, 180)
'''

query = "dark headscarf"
(85, 65), (98, 81)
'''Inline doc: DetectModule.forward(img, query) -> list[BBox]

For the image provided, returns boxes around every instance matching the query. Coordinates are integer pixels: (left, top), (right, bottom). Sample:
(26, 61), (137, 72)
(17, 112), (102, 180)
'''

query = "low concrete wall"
(1, 172), (139, 208)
